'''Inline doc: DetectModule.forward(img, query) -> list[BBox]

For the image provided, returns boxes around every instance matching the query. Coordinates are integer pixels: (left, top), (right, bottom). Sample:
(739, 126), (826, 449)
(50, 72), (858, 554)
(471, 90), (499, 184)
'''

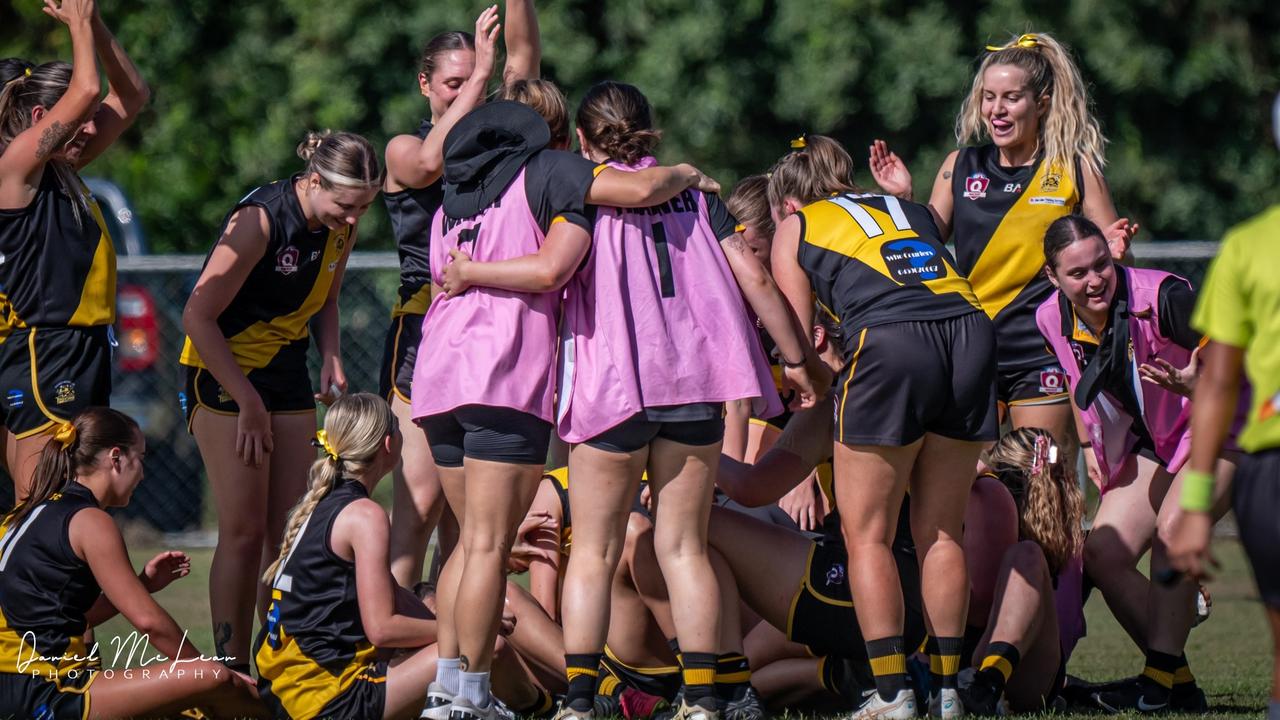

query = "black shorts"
(181, 339), (315, 431)
(835, 313), (997, 446)
(599, 648), (682, 702)
(786, 539), (926, 659)
(585, 406), (725, 454)
(0, 669), (93, 719)
(0, 326), (112, 438)
(997, 363), (1070, 408)
(380, 313), (422, 404)
(261, 661), (387, 720)
(1233, 448), (1280, 607)
(421, 405), (552, 467)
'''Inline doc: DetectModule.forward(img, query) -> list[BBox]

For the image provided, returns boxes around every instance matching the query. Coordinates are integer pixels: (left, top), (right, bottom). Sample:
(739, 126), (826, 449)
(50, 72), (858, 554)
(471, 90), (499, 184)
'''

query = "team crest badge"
(1038, 368), (1067, 395)
(963, 173), (990, 200)
(276, 245), (300, 275)
(1040, 171), (1061, 192)
(217, 386), (233, 404)
(53, 381), (76, 405)
(825, 561), (846, 587)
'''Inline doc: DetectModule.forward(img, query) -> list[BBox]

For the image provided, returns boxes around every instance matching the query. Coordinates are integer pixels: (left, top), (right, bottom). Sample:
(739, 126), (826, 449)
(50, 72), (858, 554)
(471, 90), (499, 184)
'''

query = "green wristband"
(1179, 469), (1215, 512)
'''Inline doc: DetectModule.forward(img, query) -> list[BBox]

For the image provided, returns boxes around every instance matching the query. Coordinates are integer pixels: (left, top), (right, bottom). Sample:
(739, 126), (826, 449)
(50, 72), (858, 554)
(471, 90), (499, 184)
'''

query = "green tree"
(3, 0), (1277, 251)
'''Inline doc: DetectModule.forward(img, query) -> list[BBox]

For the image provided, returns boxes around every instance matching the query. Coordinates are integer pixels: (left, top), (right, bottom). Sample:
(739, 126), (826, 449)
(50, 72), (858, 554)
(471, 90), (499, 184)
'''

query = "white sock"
(437, 657), (461, 694)
(460, 670), (491, 707)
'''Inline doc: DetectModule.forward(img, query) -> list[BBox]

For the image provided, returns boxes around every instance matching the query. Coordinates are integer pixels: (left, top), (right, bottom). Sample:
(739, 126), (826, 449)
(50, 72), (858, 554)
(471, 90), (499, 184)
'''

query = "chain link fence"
(0, 244), (1221, 537)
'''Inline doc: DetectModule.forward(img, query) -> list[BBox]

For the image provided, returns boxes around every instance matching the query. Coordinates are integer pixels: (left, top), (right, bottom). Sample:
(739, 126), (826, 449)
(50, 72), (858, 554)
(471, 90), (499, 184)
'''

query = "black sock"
(933, 636), (963, 691)
(1172, 653), (1197, 692)
(1141, 649), (1181, 701)
(680, 651), (718, 709)
(565, 653), (602, 712)
(519, 686), (555, 715)
(976, 642), (1021, 695)
(715, 653), (751, 703)
(865, 636), (907, 702)
(925, 637), (941, 694)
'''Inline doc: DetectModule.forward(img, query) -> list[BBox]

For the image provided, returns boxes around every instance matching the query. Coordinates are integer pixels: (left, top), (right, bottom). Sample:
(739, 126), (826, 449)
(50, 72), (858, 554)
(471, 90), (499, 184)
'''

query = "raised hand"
(42, 0), (96, 25)
(868, 139), (913, 200)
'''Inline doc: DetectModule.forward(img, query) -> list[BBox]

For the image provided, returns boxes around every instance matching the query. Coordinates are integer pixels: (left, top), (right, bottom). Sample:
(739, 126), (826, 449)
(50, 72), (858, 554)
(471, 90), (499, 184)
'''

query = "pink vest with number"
(1036, 266), (1240, 491)
(413, 168), (559, 421)
(555, 157), (781, 442)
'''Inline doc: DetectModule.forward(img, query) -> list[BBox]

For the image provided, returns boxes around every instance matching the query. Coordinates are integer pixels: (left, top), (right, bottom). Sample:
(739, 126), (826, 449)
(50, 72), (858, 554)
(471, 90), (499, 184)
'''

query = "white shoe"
(449, 696), (516, 720)
(849, 688), (918, 719)
(928, 688), (964, 718)
(422, 681), (454, 720)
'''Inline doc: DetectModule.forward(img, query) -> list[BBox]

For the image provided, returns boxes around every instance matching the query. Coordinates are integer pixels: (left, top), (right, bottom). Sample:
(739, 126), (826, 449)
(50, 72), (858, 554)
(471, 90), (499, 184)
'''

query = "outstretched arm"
(502, 0), (541, 85)
(586, 164), (720, 208)
(76, 7), (150, 168)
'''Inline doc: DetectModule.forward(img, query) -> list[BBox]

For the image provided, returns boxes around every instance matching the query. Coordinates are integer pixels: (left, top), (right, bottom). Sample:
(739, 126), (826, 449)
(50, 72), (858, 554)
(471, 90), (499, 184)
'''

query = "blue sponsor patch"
(177, 391), (189, 415)
(7, 389), (24, 409)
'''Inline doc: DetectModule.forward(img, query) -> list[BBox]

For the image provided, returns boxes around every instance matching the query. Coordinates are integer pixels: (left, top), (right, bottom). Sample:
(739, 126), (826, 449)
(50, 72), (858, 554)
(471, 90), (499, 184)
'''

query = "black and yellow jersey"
(385, 119), (444, 318)
(256, 479), (382, 719)
(179, 175), (352, 371)
(0, 483), (101, 685)
(545, 467), (572, 556)
(796, 193), (980, 354)
(950, 145), (1081, 371)
(0, 168), (116, 337)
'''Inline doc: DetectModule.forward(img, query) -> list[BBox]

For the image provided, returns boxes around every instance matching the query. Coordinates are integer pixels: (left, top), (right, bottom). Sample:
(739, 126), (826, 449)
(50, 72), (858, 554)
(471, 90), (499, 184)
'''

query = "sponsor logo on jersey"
(6, 389), (23, 409)
(1039, 368), (1067, 395)
(177, 391), (188, 415)
(1029, 196), (1067, 206)
(276, 245), (300, 275)
(1259, 390), (1280, 422)
(53, 381), (76, 405)
(963, 172), (990, 200)
(882, 240), (947, 283)
(1003, 183), (1024, 193)
(1040, 171), (1062, 192)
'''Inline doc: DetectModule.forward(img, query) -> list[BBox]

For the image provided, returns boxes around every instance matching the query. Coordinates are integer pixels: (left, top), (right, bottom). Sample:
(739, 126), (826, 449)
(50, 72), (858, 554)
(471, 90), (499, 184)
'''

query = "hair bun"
(296, 130), (332, 162)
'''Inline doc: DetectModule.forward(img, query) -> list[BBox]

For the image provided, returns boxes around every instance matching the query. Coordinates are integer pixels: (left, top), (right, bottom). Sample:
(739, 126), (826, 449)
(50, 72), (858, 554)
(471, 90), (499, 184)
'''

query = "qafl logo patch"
(963, 172), (990, 200)
(1039, 368), (1067, 395)
(276, 245), (300, 275)
(53, 381), (76, 405)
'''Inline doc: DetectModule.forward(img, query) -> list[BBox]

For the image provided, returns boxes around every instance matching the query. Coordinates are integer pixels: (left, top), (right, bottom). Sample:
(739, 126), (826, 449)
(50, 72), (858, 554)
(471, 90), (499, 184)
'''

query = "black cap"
(442, 100), (551, 218)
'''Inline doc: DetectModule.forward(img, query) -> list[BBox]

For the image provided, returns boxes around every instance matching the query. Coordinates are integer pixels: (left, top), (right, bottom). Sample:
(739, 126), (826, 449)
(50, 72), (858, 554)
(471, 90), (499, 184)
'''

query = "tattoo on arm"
(943, 171), (952, 180)
(723, 234), (748, 253)
(36, 120), (72, 161)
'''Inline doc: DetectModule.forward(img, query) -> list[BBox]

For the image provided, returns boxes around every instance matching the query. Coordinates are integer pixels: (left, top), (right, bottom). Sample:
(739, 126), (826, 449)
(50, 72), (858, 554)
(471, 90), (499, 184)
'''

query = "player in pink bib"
(444, 82), (827, 720)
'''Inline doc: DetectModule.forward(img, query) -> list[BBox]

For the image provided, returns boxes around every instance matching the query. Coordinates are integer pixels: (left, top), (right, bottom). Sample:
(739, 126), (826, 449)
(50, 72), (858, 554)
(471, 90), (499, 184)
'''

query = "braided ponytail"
(262, 393), (397, 583)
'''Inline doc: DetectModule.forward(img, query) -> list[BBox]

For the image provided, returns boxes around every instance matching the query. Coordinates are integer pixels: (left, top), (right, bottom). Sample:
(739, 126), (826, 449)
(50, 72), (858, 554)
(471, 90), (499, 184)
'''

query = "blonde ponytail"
(956, 32), (1106, 181)
(262, 393), (397, 583)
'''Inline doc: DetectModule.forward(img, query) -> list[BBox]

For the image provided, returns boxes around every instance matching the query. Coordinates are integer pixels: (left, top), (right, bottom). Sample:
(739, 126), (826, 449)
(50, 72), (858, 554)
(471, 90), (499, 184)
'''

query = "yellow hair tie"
(313, 430), (338, 461)
(986, 33), (1040, 52)
(24, 68), (31, 77)
(790, 135), (807, 150)
(53, 421), (77, 449)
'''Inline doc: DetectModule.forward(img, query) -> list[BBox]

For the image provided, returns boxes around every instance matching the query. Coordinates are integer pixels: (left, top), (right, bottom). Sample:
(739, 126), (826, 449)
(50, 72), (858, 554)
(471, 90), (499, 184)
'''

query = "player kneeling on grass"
(0, 407), (263, 719)
(255, 393), (440, 720)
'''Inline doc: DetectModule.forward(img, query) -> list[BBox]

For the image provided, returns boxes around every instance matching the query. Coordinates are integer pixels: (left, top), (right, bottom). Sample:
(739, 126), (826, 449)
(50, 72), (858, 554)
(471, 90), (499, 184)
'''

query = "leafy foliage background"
(4, 0), (1278, 251)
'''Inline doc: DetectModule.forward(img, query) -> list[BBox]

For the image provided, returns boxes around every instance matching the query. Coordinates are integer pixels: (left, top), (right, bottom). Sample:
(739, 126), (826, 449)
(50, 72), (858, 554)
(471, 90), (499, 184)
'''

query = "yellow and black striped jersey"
(179, 175), (351, 371)
(0, 169), (116, 337)
(950, 145), (1081, 371)
(545, 467), (572, 556)
(0, 483), (101, 684)
(796, 193), (980, 352)
(385, 119), (443, 318)
(256, 479), (382, 718)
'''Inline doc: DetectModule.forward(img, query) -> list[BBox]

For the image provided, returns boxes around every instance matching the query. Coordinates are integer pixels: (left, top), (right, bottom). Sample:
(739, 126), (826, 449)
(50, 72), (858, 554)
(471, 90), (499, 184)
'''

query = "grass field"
(95, 539), (1273, 718)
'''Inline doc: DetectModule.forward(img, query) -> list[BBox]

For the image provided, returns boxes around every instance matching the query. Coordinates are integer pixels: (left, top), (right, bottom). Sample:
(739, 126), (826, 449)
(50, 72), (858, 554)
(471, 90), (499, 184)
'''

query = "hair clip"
(986, 33), (1039, 52)
(790, 135), (807, 150)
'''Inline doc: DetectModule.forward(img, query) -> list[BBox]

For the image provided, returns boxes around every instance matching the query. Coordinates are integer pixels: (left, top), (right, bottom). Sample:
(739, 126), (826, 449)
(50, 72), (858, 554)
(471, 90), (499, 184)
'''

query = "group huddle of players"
(2, 2), (1279, 720)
